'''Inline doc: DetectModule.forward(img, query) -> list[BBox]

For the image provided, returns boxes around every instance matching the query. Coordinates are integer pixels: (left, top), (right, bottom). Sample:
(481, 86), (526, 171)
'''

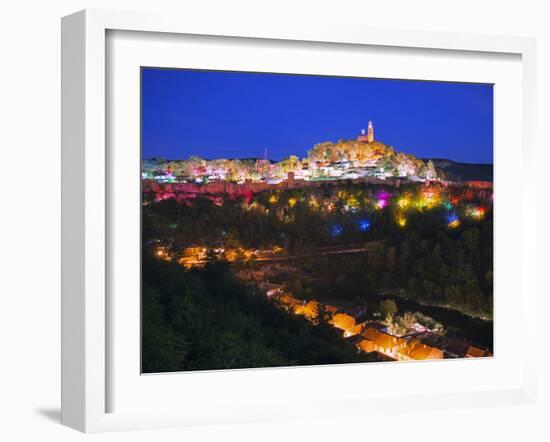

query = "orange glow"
(416, 188), (441, 209)
(278, 293), (302, 310)
(294, 300), (319, 321)
(448, 219), (461, 229)
(224, 249), (238, 262)
(330, 313), (362, 336)
(357, 339), (375, 353)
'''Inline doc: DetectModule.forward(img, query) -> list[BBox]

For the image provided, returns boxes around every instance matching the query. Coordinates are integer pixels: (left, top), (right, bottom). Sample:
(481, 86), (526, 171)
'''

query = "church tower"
(367, 120), (374, 143)
(357, 121), (375, 143)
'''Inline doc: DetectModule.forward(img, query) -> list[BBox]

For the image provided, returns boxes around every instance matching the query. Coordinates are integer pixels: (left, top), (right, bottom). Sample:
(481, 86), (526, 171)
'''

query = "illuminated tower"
(367, 120), (374, 143)
(357, 121), (375, 143)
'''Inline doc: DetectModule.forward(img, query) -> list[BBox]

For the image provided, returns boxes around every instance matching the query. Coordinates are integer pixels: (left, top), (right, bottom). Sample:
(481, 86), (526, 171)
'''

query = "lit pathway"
(183, 241), (383, 266)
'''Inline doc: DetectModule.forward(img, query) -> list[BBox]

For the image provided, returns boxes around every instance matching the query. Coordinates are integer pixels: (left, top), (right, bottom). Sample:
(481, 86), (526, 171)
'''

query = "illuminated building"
(357, 120), (375, 143)
(396, 340), (443, 361)
(359, 327), (407, 357)
(330, 313), (363, 337)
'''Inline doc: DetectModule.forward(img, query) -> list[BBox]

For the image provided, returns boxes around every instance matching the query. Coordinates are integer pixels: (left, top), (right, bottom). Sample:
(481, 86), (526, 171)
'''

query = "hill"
(426, 159), (493, 182)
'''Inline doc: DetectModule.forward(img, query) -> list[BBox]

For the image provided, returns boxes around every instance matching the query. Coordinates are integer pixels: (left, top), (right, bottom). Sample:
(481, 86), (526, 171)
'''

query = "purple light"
(376, 191), (390, 209)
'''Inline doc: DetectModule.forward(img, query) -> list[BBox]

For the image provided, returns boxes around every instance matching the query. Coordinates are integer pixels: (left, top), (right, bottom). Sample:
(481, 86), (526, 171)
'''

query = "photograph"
(140, 68), (494, 373)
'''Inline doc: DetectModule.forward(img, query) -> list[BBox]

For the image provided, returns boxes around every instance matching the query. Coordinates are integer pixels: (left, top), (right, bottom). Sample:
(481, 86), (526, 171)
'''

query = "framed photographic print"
(140, 68), (494, 373)
(61, 9), (538, 432)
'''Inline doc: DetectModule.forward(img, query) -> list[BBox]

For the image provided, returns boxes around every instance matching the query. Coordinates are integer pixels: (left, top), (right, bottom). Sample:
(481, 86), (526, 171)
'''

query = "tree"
(316, 304), (331, 326)
(386, 246), (397, 273)
(425, 160), (437, 180)
(389, 311), (415, 336)
(400, 311), (416, 331)
(397, 241), (411, 282)
(379, 299), (397, 323)
(428, 243), (443, 276)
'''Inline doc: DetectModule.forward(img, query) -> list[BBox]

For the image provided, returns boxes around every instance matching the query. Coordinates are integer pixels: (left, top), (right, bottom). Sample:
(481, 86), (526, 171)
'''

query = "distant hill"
(425, 158), (493, 182)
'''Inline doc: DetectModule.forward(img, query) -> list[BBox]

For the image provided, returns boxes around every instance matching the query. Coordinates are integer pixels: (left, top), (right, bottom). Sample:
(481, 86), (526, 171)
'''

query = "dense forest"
(142, 254), (370, 373)
(291, 218), (493, 316)
(143, 181), (493, 317)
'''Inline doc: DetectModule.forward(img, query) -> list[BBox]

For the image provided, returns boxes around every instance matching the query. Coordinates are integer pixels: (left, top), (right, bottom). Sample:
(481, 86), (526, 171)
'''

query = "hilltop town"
(142, 122), (439, 185)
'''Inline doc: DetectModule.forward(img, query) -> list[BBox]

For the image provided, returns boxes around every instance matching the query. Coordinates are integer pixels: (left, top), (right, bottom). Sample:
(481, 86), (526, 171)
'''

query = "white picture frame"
(61, 9), (538, 433)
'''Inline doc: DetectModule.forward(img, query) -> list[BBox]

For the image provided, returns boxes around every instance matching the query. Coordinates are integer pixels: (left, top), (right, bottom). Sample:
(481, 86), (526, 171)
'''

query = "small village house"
(397, 340), (443, 361)
(358, 327), (407, 357)
(330, 313), (364, 337)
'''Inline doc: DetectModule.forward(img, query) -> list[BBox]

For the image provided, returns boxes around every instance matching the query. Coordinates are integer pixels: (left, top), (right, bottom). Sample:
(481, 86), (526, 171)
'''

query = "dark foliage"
(142, 182), (493, 371)
(142, 254), (368, 373)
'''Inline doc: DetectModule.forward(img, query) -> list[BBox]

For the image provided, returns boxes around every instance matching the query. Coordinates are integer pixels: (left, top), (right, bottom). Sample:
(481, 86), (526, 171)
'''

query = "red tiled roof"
(466, 345), (486, 358)
(398, 341), (443, 360)
(361, 327), (404, 351)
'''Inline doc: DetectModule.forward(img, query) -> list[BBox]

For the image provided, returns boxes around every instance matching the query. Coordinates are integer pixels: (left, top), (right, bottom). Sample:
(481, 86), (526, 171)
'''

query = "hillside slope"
(426, 159), (493, 182)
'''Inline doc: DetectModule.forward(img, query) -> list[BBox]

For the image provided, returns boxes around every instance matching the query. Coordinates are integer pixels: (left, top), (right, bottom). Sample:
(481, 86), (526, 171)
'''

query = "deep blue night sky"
(142, 68), (493, 164)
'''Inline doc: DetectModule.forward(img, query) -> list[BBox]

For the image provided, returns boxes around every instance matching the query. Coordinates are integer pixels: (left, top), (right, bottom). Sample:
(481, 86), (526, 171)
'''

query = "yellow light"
(288, 197), (297, 208)
(268, 194), (278, 204)
(397, 197), (410, 209)
(346, 195), (359, 208)
(417, 189), (441, 209)
(397, 216), (407, 227)
(309, 196), (319, 209)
